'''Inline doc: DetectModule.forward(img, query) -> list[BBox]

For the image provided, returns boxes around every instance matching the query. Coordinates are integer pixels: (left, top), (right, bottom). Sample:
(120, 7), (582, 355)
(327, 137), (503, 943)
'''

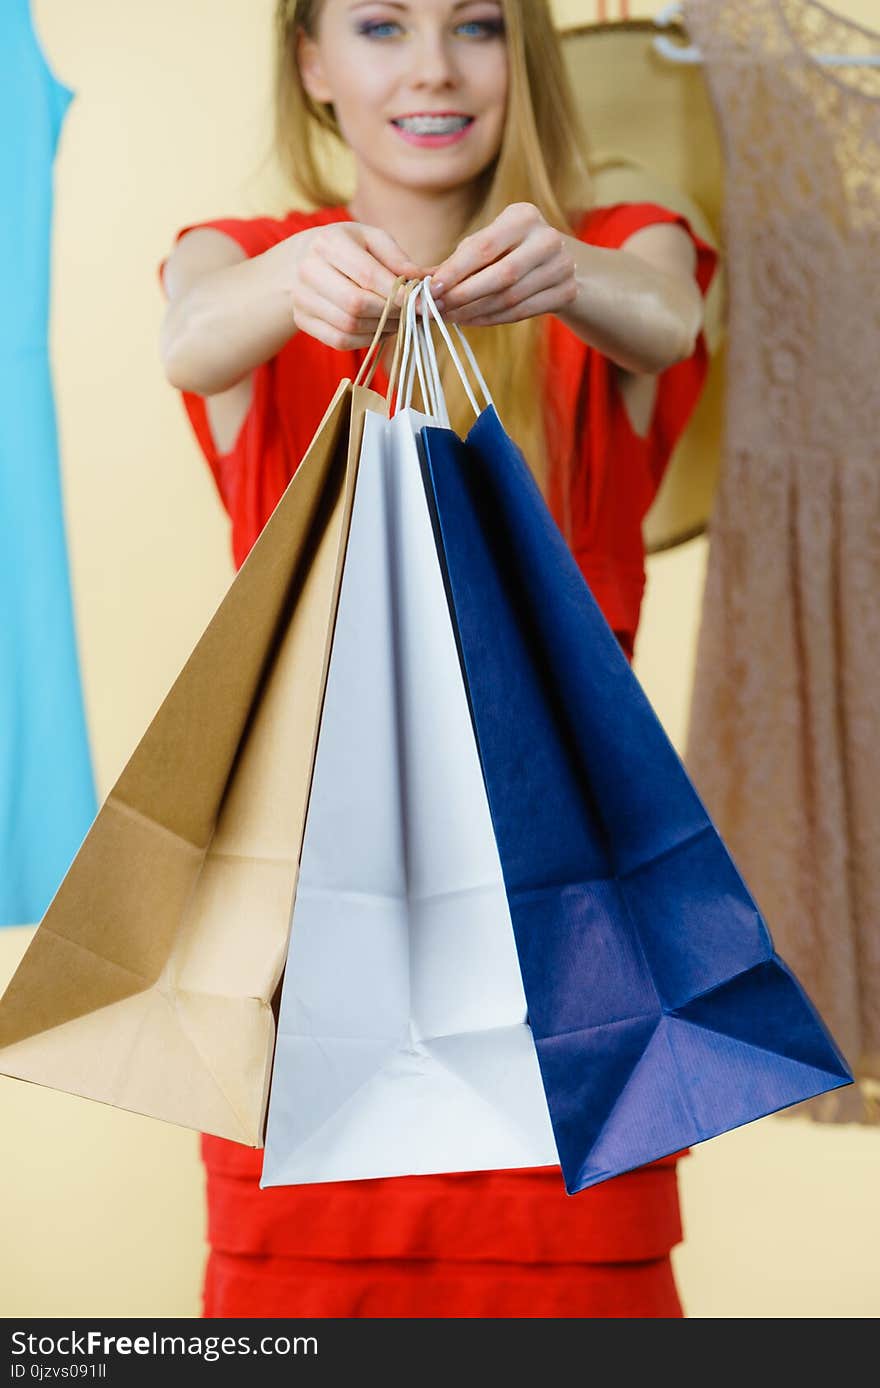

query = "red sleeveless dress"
(159, 200), (719, 1319)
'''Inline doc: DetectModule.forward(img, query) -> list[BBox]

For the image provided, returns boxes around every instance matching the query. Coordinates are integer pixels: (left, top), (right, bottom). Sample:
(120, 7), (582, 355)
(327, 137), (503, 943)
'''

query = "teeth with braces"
(394, 116), (471, 133)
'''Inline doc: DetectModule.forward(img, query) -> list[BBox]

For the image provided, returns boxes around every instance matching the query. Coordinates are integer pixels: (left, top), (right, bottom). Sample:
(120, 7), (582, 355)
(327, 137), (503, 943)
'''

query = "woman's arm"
(430, 203), (705, 376)
(159, 218), (422, 457)
(160, 229), (306, 396)
(160, 218), (424, 400)
(555, 220), (705, 375)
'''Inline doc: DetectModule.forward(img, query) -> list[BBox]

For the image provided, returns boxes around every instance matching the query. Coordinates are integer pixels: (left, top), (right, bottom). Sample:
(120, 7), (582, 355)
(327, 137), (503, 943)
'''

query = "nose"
(409, 31), (459, 88)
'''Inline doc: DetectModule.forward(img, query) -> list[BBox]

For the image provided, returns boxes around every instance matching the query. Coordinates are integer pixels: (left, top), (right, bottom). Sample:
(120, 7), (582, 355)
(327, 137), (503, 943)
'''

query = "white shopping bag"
(260, 289), (557, 1186)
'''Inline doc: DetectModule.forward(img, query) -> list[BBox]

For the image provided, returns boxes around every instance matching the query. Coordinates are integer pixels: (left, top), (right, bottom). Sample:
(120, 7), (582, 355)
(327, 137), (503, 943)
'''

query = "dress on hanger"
(682, 0), (880, 1120)
(0, 0), (96, 925)
(159, 197), (718, 1317)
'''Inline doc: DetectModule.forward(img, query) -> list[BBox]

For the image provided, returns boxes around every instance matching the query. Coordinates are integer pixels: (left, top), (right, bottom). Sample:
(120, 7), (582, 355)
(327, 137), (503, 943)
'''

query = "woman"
(158, 0), (718, 1318)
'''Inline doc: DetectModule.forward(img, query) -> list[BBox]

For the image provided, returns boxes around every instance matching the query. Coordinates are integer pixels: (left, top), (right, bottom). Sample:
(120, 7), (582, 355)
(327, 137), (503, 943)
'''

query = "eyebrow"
(348, 2), (501, 10)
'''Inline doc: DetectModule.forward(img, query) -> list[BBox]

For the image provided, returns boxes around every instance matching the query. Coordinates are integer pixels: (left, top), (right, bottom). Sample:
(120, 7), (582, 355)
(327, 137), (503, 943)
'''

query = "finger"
(294, 307), (393, 350)
(359, 224), (425, 283)
(449, 255), (566, 322)
(298, 258), (404, 332)
(429, 208), (535, 293)
(317, 227), (419, 308)
(439, 230), (567, 312)
(315, 240), (410, 313)
(449, 284), (570, 328)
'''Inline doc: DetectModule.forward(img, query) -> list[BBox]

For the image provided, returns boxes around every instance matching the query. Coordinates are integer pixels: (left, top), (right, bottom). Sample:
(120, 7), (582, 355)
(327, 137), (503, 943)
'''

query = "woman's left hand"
(425, 202), (578, 327)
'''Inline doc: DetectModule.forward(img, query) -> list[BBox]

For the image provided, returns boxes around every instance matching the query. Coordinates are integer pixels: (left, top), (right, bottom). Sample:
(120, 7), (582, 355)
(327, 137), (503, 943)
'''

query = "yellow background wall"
(1, 0), (877, 1318)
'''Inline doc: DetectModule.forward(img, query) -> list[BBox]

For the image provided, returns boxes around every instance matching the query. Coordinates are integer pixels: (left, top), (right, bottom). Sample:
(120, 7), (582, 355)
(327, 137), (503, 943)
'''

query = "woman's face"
(299, 0), (509, 194)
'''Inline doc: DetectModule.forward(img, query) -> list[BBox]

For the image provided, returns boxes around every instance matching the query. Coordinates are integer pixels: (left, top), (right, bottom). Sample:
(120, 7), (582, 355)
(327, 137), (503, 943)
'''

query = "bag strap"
(353, 274), (407, 391)
(353, 275), (498, 427)
(400, 280), (445, 421)
(418, 279), (495, 420)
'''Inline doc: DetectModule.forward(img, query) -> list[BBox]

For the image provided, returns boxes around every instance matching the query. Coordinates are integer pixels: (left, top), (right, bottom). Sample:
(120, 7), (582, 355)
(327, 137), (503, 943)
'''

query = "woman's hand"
(426, 202), (578, 327)
(290, 221), (424, 350)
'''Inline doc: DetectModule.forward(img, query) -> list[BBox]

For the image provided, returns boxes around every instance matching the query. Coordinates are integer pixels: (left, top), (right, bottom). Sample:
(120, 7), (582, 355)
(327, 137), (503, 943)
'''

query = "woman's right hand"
(288, 221), (426, 351)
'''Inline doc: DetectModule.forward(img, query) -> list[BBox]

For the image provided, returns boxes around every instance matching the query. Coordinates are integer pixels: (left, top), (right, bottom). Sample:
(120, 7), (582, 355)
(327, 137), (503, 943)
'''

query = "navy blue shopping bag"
(418, 405), (852, 1195)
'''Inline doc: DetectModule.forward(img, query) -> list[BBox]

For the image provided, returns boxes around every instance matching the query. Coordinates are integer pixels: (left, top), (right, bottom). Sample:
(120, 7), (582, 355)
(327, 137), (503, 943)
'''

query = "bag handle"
(353, 273), (408, 392)
(417, 279), (496, 422)
(383, 280), (415, 412)
(402, 278), (497, 427)
(353, 276), (430, 420)
(352, 274), (497, 427)
(399, 279), (444, 421)
(411, 286), (447, 422)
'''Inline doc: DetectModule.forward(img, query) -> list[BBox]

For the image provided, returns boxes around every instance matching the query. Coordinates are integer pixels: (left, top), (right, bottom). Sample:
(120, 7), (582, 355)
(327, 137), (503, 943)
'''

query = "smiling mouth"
(391, 115), (475, 133)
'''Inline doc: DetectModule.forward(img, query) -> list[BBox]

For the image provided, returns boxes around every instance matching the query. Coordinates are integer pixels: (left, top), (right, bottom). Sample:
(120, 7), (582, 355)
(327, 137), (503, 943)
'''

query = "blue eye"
(458, 21), (505, 38)
(356, 21), (401, 38)
(356, 19), (505, 40)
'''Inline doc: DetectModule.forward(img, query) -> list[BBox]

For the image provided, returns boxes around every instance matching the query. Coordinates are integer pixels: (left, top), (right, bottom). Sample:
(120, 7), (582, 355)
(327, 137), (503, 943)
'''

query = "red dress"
(159, 200), (719, 1319)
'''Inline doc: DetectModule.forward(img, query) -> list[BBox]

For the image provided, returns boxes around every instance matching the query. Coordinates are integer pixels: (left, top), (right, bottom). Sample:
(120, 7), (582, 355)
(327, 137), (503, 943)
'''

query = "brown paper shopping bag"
(0, 279), (408, 1145)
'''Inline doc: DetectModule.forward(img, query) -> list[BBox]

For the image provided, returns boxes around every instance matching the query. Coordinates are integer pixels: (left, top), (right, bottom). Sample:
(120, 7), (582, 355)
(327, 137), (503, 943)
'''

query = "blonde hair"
(273, 0), (594, 496)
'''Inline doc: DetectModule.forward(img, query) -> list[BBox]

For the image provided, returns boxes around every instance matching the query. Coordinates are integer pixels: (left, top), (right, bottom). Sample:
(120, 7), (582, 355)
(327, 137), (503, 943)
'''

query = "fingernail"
(430, 279), (445, 295)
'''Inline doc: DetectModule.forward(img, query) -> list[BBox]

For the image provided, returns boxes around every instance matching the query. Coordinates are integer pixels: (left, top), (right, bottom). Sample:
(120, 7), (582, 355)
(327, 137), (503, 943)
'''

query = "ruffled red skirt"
(201, 1136), (684, 1318)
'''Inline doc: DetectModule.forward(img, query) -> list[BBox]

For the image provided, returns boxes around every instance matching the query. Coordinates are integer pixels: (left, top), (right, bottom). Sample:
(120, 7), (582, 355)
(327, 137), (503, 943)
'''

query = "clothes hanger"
(653, 0), (880, 68)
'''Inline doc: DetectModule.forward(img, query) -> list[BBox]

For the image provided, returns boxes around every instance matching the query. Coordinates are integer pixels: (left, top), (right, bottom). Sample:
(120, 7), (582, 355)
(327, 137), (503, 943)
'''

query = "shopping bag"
(412, 282), (853, 1193)
(0, 283), (407, 1143)
(260, 289), (557, 1184)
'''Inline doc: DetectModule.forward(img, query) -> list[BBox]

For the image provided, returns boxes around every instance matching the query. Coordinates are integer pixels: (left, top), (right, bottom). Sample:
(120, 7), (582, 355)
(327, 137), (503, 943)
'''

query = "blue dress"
(0, 1), (96, 925)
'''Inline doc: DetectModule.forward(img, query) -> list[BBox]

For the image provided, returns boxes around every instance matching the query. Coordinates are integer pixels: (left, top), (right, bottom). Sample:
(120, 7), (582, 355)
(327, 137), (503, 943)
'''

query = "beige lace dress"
(681, 0), (880, 1121)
